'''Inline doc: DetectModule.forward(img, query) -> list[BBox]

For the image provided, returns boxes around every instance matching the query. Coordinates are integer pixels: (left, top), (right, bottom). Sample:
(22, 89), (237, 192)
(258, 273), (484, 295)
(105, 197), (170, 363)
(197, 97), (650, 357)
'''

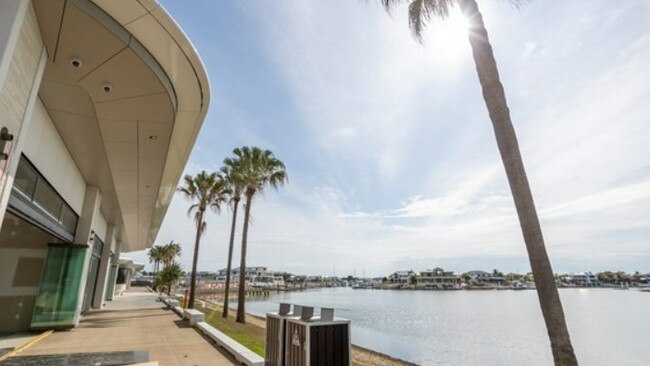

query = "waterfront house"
(642, 274), (650, 284)
(417, 267), (461, 289)
(466, 270), (504, 286)
(216, 266), (286, 288)
(218, 266), (270, 280)
(505, 273), (524, 281)
(567, 272), (600, 286)
(389, 270), (416, 283)
(191, 271), (218, 284)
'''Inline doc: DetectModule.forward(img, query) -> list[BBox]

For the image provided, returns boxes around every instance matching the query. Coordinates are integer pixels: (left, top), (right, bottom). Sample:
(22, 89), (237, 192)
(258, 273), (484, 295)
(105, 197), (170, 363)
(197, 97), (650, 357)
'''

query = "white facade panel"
(94, 211), (107, 242)
(22, 98), (86, 214)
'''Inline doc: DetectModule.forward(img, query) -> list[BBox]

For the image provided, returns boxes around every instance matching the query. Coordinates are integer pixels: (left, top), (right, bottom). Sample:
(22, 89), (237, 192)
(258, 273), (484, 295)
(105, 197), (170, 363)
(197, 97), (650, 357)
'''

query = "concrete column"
(114, 240), (122, 261)
(125, 269), (133, 290)
(74, 186), (101, 246)
(72, 186), (101, 325)
(105, 240), (121, 301)
(92, 224), (114, 309)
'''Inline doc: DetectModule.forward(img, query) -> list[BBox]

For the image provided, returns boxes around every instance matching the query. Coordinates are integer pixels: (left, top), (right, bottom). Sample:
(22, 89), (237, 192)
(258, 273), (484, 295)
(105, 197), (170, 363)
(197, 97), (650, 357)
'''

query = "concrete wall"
(0, 0), (26, 92)
(0, 1), (48, 333)
(0, 0), (44, 227)
(22, 99), (86, 214)
(0, 213), (54, 332)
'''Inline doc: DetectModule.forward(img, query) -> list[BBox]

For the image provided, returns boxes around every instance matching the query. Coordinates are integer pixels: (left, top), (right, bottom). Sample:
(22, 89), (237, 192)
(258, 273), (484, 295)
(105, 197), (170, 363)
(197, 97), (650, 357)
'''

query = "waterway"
(242, 287), (650, 365)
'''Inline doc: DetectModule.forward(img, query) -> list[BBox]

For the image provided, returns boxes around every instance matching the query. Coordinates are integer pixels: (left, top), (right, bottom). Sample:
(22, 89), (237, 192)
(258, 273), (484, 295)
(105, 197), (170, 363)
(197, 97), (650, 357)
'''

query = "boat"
(510, 281), (527, 290)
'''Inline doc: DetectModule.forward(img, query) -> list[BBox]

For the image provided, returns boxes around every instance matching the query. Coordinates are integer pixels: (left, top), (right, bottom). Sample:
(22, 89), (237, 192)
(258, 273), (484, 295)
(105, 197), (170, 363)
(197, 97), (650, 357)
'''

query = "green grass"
(196, 305), (266, 356)
(195, 304), (362, 366)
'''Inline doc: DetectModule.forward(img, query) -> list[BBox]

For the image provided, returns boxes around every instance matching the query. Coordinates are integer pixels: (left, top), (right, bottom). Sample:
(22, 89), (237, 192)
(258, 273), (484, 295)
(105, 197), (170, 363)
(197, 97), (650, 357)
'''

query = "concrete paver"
(20, 290), (238, 366)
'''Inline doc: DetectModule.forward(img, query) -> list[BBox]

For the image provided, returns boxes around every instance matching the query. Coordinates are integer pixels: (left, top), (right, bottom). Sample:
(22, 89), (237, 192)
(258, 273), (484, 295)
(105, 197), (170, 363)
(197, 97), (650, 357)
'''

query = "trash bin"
(265, 303), (301, 366)
(285, 306), (350, 366)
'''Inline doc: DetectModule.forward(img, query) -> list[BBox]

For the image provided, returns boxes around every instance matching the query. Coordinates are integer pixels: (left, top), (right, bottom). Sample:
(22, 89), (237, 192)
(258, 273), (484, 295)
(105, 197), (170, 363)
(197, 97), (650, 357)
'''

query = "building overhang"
(32, 0), (209, 252)
(118, 257), (145, 272)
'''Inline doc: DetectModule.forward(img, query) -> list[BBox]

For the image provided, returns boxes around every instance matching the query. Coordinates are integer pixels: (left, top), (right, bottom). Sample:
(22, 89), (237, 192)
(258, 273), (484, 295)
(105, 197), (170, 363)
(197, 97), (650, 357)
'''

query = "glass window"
(33, 179), (63, 219)
(11, 155), (79, 236)
(59, 204), (78, 233)
(13, 159), (38, 197)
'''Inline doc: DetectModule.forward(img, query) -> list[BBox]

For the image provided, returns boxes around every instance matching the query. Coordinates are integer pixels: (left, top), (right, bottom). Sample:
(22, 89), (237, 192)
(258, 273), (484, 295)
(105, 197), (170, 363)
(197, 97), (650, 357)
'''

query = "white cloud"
(130, 1), (650, 276)
(246, 0), (473, 182)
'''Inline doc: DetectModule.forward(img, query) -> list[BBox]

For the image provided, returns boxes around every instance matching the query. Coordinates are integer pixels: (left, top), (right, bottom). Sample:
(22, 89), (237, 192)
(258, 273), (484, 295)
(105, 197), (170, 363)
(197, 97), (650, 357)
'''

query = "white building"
(567, 272), (599, 286)
(217, 267), (285, 288)
(0, 0), (208, 332)
(389, 270), (416, 283)
(218, 266), (269, 279)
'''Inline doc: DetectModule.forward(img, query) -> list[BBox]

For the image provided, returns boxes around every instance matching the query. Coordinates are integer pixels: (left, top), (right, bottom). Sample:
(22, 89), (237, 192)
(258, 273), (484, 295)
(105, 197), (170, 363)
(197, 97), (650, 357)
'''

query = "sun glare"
(428, 8), (470, 62)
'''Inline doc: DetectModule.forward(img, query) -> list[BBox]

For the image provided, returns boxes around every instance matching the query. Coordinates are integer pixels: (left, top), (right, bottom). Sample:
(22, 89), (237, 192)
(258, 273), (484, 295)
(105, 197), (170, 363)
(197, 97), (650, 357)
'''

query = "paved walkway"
(20, 290), (238, 366)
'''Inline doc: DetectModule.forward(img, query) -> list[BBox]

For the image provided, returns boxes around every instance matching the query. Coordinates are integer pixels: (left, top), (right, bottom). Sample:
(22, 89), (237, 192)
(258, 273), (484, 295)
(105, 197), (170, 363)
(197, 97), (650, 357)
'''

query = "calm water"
(240, 288), (650, 366)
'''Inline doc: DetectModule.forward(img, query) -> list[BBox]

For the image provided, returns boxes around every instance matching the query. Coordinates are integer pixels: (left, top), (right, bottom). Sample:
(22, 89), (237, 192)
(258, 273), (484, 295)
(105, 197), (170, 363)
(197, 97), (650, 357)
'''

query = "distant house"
(567, 272), (599, 286)
(389, 270), (416, 283)
(417, 267), (461, 289)
(196, 271), (218, 282)
(642, 274), (650, 284)
(466, 270), (503, 285)
(505, 273), (524, 281)
(218, 266), (269, 280)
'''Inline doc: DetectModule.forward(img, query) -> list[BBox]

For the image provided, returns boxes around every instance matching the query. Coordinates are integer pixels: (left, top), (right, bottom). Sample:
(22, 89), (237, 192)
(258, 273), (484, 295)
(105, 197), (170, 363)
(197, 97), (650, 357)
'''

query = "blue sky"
(128, 0), (650, 277)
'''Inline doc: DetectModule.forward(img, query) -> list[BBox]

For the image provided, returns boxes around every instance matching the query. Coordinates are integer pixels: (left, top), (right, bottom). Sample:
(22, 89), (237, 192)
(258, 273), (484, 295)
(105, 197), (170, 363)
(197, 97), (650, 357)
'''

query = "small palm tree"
(231, 146), (287, 324)
(178, 171), (228, 309)
(161, 241), (182, 267)
(157, 262), (184, 296)
(378, 2), (578, 363)
(220, 159), (245, 318)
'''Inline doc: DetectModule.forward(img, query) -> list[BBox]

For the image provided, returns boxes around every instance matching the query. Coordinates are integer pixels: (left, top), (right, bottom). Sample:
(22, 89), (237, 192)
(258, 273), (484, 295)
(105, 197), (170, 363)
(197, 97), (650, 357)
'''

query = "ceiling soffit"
(33, 0), (177, 252)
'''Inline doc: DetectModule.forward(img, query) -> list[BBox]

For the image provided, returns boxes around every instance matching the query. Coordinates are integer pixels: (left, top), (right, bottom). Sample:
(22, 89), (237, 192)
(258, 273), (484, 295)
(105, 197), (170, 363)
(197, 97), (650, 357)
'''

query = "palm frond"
(381, 0), (456, 43)
(409, 0), (428, 42)
(186, 203), (199, 217)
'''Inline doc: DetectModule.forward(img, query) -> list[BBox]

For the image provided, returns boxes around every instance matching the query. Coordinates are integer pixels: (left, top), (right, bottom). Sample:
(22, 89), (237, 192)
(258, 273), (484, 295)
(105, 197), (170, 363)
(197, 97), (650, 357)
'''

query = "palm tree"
(220, 159), (245, 318)
(147, 245), (164, 278)
(157, 262), (184, 296)
(231, 146), (287, 324)
(178, 171), (228, 309)
(380, 1), (577, 364)
(161, 241), (182, 267)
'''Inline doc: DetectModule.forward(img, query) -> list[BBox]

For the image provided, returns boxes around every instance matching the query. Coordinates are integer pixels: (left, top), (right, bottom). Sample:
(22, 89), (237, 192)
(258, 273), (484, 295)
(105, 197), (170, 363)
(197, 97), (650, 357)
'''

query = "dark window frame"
(11, 155), (79, 236)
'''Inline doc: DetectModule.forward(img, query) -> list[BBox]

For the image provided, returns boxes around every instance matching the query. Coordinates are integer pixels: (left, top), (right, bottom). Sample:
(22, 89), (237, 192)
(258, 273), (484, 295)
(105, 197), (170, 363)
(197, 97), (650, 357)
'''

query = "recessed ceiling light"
(148, 135), (157, 140)
(70, 57), (83, 68)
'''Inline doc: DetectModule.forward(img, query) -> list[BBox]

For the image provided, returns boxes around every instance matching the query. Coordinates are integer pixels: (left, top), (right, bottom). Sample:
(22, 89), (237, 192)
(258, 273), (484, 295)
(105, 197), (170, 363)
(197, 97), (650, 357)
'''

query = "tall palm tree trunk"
(188, 210), (204, 309)
(236, 194), (253, 323)
(457, 0), (577, 364)
(222, 199), (240, 318)
(154, 261), (159, 289)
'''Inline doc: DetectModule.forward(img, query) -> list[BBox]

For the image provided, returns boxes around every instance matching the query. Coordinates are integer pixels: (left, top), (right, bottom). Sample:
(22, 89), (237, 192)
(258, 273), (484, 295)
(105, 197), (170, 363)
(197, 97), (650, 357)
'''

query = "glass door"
(81, 235), (103, 312)
(31, 245), (86, 329)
